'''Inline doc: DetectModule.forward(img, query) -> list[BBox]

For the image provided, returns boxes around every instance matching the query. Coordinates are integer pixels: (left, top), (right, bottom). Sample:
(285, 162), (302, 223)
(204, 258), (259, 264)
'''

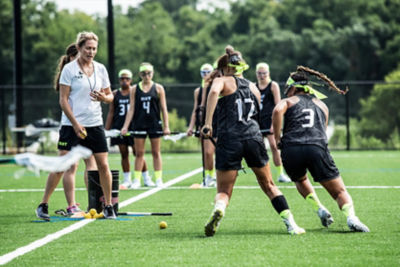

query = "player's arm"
(202, 78), (224, 138)
(272, 99), (289, 147)
(271, 81), (282, 104)
(59, 84), (85, 139)
(157, 84), (170, 135)
(121, 85), (136, 135)
(249, 82), (261, 104)
(105, 90), (117, 130)
(313, 98), (329, 128)
(187, 88), (200, 136)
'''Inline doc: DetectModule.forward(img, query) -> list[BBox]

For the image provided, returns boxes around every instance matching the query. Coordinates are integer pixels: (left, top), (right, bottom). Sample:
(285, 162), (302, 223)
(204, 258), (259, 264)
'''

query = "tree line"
(1, 0), (399, 145)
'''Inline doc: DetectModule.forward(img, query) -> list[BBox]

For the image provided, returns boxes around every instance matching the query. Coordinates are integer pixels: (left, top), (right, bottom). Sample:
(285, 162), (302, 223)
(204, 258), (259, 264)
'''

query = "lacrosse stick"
(0, 145), (92, 173)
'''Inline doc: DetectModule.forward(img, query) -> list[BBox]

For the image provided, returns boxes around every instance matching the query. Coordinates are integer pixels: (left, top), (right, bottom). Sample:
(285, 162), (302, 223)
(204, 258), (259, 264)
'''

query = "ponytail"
(296, 66), (348, 95)
(53, 43), (78, 91)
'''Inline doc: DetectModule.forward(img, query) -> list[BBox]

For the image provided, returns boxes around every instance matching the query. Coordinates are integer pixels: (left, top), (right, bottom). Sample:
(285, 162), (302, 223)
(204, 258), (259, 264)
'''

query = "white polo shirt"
(59, 59), (110, 127)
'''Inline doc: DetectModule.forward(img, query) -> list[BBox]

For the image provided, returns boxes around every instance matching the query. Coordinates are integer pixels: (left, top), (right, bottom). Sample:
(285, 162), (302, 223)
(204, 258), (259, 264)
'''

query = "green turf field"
(0, 151), (399, 266)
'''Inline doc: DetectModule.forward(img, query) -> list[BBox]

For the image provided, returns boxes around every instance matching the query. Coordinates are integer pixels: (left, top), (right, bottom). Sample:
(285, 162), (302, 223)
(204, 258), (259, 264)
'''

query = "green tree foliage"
(1, 0), (400, 135)
(359, 68), (400, 142)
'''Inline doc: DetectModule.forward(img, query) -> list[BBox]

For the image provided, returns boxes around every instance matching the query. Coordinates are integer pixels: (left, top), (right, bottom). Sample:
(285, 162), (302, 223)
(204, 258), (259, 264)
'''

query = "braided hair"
(290, 66), (348, 95)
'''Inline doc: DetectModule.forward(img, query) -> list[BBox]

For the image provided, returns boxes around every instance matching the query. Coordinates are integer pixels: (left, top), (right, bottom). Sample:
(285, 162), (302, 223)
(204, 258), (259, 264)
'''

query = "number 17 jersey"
(132, 82), (162, 131)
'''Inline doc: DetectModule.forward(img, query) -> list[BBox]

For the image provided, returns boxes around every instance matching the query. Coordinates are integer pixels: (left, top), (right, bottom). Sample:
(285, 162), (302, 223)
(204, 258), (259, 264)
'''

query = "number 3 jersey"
(132, 82), (162, 131)
(281, 94), (327, 148)
(112, 89), (133, 130)
(216, 77), (261, 141)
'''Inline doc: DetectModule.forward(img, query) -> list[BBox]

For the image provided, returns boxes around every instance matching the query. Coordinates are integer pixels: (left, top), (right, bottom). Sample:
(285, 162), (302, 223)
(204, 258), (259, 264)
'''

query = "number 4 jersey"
(132, 82), (162, 132)
(281, 94), (327, 148)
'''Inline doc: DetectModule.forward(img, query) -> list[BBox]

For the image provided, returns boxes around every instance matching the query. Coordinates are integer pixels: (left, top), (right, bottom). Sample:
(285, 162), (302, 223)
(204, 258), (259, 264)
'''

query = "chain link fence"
(0, 81), (397, 154)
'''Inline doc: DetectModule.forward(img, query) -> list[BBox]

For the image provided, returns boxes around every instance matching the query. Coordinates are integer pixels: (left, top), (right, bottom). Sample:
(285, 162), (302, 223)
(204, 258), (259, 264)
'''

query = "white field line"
(1, 185), (400, 193)
(0, 167), (202, 265)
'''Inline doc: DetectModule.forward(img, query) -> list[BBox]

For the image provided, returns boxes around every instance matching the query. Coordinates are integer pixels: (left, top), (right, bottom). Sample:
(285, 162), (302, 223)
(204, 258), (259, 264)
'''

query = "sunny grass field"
(0, 151), (399, 266)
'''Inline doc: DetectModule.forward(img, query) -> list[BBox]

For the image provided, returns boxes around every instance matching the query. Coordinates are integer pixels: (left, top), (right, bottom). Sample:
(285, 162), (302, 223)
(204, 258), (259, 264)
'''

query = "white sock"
(142, 171), (150, 180)
(214, 200), (226, 214)
(123, 172), (131, 183)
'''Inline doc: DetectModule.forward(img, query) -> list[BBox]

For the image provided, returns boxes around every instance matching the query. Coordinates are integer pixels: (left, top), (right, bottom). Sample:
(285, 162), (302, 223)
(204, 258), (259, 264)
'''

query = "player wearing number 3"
(272, 66), (369, 232)
(121, 63), (170, 188)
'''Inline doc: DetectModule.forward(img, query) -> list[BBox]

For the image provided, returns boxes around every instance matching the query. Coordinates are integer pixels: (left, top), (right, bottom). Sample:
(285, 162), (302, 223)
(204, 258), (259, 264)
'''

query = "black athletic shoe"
(36, 203), (50, 221)
(103, 205), (117, 219)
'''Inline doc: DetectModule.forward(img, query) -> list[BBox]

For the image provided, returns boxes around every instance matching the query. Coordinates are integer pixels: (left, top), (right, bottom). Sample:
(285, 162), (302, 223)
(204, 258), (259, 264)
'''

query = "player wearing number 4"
(272, 66), (369, 232)
(105, 69), (150, 189)
(121, 63), (170, 188)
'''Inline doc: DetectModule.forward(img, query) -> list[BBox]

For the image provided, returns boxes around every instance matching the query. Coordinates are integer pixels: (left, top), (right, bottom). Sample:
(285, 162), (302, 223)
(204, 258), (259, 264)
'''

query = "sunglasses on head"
(140, 71), (152, 77)
(257, 71), (268, 76)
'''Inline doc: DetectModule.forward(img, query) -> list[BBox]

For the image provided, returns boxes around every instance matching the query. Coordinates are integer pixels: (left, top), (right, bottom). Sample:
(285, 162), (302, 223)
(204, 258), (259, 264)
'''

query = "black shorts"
(110, 135), (134, 146)
(259, 118), (272, 136)
(57, 125), (108, 153)
(281, 145), (340, 182)
(216, 137), (269, 170)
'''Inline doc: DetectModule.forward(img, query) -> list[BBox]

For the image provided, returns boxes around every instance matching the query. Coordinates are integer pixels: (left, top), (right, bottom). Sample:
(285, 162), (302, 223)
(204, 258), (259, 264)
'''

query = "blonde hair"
(76, 31), (98, 48)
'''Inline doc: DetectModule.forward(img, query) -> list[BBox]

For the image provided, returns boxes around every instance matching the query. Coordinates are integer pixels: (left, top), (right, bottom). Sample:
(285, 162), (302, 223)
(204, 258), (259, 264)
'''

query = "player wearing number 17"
(202, 46), (305, 236)
(272, 66), (369, 232)
(121, 63), (170, 187)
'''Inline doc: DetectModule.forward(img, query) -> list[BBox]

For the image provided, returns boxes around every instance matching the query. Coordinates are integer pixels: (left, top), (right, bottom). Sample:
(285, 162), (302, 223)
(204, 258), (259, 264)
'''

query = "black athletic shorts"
(57, 125), (108, 153)
(132, 128), (163, 139)
(281, 145), (340, 182)
(216, 137), (269, 170)
(110, 135), (134, 146)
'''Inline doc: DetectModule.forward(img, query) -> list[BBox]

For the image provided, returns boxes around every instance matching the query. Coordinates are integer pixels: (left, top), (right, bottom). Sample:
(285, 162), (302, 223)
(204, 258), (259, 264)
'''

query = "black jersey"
(132, 82), (162, 131)
(281, 94), (327, 148)
(111, 89), (132, 130)
(257, 81), (275, 130)
(216, 77), (261, 141)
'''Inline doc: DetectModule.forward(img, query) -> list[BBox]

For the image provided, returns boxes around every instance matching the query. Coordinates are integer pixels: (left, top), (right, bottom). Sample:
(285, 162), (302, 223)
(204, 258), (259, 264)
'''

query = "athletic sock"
(341, 203), (355, 217)
(305, 193), (323, 212)
(142, 170), (150, 180)
(205, 170), (211, 177)
(271, 195), (290, 214)
(123, 172), (131, 183)
(214, 200), (226, 214)
(155, 170), (162, 180)
(277, 165), (284, 175)
(134, 171), (141, 182)
(279, 209), (291, 220)
(210, 168), (216, 178)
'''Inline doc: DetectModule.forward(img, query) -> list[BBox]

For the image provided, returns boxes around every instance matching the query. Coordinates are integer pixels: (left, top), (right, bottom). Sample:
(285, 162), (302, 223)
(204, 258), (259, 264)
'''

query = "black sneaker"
(103, 205), (116, 219)
(36, 203), (50, 221)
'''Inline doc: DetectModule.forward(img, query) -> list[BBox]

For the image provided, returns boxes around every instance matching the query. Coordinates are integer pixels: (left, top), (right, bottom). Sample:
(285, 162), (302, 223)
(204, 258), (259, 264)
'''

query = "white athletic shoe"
(347, 216), (370, 232)
(204, 208), (224, 237)
(156, 178), (163, 187)
(143, 177), (155, 187)
(130, 179), (141, 189)
(119, 181), (131, 190)
(203, 175), (216, 187)
(283, 214), (306, 235)
(278, 173), (291, 183)
(317, 207), (334, 227)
